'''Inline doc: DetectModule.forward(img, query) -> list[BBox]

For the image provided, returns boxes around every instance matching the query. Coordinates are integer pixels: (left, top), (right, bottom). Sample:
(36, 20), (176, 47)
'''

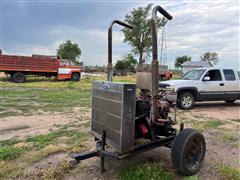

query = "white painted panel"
(58, 68), (72, 74)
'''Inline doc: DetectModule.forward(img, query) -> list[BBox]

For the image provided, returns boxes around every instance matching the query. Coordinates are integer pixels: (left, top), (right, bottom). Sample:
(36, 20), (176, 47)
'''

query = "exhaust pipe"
(151, 5), (172, 123)
(107, 20), (133, 81)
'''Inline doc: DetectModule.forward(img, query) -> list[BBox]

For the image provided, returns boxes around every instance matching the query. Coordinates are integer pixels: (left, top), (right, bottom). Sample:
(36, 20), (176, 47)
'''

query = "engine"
(135, 89), (176, 140)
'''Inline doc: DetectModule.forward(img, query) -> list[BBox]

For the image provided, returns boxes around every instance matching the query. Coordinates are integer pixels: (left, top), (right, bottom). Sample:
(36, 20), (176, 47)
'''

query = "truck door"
(222, 69), (240, 100)
(199, 69), (225, 100)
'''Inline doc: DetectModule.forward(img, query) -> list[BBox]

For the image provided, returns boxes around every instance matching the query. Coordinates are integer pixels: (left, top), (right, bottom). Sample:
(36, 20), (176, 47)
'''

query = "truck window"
(182, 69), (205, 80)
(204, 70), (222, 81)
(60, 60), (69, 66)
(223, 69), (236, 81)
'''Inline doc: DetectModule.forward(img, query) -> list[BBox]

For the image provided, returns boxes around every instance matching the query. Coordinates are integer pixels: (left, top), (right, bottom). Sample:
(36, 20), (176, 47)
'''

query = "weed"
(0, 75), (137, 118)
(0, 146), (25, 161)
(26, 144), (68, 164)
(0, 129), (87, 179)
(0, 161), (23, 179)
(218, 165), (240, 180)
(26, 129), (86, 148)
(192, 119), (223, 132)
(229, 119), (240, 123)
(184, 176), (199, 180)
(0, 138), (20, 146)
(221, 131), (238, 143)
(119, 162), (172, 180)
(38, 160), (71, 179)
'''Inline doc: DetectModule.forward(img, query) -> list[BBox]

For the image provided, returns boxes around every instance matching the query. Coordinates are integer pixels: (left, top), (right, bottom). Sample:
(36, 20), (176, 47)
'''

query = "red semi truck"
(0, 50), (81, 83)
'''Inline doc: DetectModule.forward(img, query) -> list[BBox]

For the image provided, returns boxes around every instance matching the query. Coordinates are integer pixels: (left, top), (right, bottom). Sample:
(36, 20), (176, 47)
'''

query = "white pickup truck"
(159, 67), (240, 109)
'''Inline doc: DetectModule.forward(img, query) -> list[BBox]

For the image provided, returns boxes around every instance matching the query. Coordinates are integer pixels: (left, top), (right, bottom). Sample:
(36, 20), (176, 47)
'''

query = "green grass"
(184, 176), (199, 180)
(0, 146), (25, 161)
(192, 119), (224, 132)
(0, 138), (20, 147)
(119, 162), (172, 180)
(218, 165), (240, 180)
(0, 75), (136, 118)
(26, 129), (87, 148)
(0, 87), (91, 118)
(0, 129), (87, 161)
(0, 128), (88, 179)
(220, 131), (239, 147)
(0, 138), (25, 161)
(221, 132), (238, 142)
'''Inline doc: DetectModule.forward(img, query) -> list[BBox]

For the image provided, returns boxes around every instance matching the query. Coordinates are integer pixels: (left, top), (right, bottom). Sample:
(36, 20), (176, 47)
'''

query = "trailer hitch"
(72, 130), (176, 173)
(107, 20), (133, 81)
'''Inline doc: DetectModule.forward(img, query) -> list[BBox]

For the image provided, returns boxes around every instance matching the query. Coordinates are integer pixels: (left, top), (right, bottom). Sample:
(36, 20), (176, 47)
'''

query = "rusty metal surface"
(107, 20), (133, 81)
(91, 81), (136, 153)
(136, 64), (152, 89)
(136, 72), (152, 89)
(151, 5), (173, 124)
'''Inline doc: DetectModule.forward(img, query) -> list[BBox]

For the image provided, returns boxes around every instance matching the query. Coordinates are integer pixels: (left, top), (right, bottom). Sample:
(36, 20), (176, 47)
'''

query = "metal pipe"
(107, 20), (133, 81)
(151, 6), (172, 123)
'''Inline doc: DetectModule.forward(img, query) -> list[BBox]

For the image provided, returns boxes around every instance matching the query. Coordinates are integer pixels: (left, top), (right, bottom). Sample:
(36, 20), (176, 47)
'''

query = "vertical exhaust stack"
(151, 6), (172, 124)
(107, 20), (133, 81)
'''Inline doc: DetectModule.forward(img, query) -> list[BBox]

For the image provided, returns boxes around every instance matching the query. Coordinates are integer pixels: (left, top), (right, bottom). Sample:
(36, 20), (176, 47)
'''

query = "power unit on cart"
(72, 5), (206, 176)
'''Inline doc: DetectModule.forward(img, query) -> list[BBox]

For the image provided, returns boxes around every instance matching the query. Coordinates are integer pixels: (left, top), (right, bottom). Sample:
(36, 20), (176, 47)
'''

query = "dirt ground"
(1, 101), (239, 179)
(189, 101), (240, 120)
(65, 101), (240, 180)
(0, 107), (90, 141)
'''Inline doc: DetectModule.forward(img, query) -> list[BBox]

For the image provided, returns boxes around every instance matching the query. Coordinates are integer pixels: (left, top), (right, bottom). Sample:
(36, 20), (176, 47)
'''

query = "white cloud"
(4, 1), (239, 69)
(6, 43), (57, 56)
(6, 25), (127, 65)
(162, 0), (240, 68)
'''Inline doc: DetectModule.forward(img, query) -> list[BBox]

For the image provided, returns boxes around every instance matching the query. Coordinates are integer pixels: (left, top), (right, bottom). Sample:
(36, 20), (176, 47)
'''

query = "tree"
(78, 61), (84, 66)
(122, 4), (165, 64)
(114, 60), (128, 76)
(124, 53), (138, 73)
(175, 55), (191, 68)
(57, 40), (81, 64)
(114, 53), (138, 75)
(200, 52), (218, 61)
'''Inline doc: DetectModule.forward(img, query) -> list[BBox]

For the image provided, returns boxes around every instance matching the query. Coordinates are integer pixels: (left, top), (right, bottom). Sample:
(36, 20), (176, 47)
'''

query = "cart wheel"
(171, 128), (206, 176)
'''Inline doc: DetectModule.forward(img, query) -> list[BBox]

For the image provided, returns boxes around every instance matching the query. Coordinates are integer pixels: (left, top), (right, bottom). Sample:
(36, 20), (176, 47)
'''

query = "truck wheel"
(225, 100), (235, 103)
(12, 72), (26, 83)
(171, 128), (206, 176)
(178, 92), (195, 110)
(71, 73), (80, 81)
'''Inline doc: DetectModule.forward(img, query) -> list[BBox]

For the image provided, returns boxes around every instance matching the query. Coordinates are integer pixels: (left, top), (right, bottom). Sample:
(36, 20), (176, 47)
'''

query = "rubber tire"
(225, 100), (235, 103)
(171, 128), (206, 176)
(177, 92), (195, 110)
(12, 72), (26, 83)
(71, 73), (80, 81)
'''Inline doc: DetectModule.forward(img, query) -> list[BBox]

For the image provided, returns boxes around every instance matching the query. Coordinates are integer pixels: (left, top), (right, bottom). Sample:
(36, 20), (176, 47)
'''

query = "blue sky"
(0, 0), (239, 69)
